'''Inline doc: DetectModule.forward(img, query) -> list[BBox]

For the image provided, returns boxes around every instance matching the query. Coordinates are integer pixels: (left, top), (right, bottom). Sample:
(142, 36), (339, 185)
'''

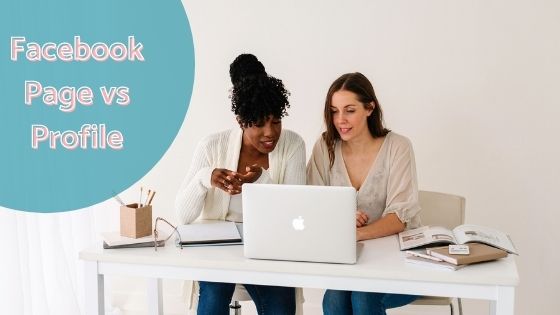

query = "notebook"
(426, 243), (508, 265)
(176, 220), (242, 246)
(101, 231), (165, 249)
(242, 184), (357, 264)
(404, 254), (465, 271)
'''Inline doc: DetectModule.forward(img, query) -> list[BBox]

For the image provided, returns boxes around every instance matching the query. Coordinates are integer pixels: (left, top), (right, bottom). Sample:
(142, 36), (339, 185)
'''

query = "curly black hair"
(229, 54), (290, 128)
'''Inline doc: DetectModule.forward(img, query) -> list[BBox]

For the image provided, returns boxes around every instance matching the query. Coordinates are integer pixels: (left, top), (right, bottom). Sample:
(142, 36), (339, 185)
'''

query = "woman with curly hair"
(307, 72), (420, 315)
(175, 54), (305, 315)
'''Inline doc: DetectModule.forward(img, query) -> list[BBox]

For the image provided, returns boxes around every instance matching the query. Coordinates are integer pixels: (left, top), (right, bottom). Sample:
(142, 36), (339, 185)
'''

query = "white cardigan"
(174, 128), (306, 311)
(175, 128), (306, 224)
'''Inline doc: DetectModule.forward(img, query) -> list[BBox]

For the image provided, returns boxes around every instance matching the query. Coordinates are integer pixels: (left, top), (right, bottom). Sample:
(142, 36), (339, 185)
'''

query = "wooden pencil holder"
(120, 203), (152, 238)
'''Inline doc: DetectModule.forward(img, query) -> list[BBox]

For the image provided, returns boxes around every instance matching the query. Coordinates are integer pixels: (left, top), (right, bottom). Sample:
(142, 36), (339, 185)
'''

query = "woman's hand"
(238, 164), (263, 185)
(211, 164), (262, 195)
(356, 210), (369, 228)
(211, 168), (243, 195)
(356, 213), (405, 241)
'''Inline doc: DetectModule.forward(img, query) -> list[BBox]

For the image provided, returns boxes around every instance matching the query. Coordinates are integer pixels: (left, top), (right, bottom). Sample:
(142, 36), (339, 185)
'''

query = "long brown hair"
(322, 72), (390, 168)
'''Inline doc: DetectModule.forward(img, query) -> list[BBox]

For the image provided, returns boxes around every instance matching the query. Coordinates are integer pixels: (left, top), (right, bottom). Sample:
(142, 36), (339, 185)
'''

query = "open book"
(398, 224), (518, 254)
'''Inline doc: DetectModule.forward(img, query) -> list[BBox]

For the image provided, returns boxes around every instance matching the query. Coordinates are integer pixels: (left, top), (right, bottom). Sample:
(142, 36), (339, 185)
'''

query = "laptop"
(242, 184), (357, 264)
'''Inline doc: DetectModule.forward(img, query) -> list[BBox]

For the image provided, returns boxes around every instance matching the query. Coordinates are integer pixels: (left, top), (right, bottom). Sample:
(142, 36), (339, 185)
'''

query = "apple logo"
(292, 216), (305, 231)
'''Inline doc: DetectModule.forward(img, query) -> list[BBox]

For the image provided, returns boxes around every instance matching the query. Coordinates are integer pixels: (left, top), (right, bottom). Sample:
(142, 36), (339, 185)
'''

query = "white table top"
(80, 235), (519, 287)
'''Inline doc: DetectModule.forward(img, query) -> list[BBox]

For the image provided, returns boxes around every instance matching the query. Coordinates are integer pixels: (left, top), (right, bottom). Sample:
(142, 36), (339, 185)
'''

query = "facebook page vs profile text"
(10, 36), (145, 150)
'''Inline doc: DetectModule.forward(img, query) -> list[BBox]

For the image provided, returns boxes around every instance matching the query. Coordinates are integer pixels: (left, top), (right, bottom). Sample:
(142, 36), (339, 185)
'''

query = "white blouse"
(226, 191), (243, 222)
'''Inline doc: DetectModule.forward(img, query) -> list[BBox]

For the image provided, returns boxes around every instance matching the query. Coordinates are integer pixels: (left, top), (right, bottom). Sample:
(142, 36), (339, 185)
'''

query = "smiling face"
(330, 90), (373, 142)
(242, 116), (282, 154)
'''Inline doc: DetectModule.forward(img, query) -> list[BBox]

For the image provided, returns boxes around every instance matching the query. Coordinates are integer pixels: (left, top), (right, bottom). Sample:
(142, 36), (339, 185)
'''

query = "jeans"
(322, 290), (418, 315)
(198, 281), (296, 315)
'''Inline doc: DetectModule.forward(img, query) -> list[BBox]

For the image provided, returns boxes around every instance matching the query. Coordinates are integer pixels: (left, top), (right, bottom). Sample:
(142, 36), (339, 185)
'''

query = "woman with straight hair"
(307, 72), (421, 315)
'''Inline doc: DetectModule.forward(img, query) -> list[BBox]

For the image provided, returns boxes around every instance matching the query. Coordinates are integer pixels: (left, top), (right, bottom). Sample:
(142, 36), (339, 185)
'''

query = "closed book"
(426, 243), (508, 265)
(404, 255), (465, 271)
(101, 231), (166, 249)
(176, 220), (242, 246)
(103, 240), (164, 249)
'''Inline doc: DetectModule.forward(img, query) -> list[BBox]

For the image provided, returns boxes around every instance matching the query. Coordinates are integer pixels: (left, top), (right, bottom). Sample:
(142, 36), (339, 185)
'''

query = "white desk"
(79, 235), (518, 315)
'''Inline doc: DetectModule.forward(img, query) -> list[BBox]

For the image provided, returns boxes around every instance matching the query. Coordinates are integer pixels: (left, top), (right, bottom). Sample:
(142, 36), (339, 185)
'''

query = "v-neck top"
(336, 135), (388, 192)
(307, 132), (421, 228)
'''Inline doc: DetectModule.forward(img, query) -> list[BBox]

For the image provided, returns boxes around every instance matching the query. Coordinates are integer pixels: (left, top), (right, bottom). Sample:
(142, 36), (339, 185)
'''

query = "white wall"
(99, 0), (560, 314)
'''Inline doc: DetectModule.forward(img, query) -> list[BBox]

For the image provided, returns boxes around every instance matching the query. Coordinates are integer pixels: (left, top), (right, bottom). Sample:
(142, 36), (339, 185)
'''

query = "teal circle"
(0, 0), (194, 212)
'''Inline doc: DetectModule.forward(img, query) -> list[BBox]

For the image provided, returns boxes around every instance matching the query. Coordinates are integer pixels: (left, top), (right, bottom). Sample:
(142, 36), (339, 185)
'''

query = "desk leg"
(147, 278), (163, 315)
(490, 286), (515, 315)
(84, 261), (105, 315)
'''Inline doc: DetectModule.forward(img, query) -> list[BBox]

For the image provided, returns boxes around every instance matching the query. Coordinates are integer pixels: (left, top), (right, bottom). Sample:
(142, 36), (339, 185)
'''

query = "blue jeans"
(198, 281), (296, 315)
(322, 290), (418, 315)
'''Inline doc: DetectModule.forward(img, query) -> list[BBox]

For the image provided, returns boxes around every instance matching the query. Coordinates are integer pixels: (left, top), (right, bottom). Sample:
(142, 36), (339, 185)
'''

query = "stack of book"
(399, 224), (518, 271)
(405, 243), (508, 270)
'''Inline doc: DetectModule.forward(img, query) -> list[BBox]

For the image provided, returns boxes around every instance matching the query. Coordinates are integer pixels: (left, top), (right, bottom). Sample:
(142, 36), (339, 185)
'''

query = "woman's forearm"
(356, 213), (405, 241)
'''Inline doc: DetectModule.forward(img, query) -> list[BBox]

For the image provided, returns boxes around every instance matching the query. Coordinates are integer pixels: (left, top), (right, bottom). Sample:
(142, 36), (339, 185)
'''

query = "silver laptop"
(242, 184), (357, 264)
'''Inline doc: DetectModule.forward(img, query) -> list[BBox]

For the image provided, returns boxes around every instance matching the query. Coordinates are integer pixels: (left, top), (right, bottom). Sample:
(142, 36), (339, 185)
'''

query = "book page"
(453, 224), (518, 254)
(398, 226), (456, 250)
